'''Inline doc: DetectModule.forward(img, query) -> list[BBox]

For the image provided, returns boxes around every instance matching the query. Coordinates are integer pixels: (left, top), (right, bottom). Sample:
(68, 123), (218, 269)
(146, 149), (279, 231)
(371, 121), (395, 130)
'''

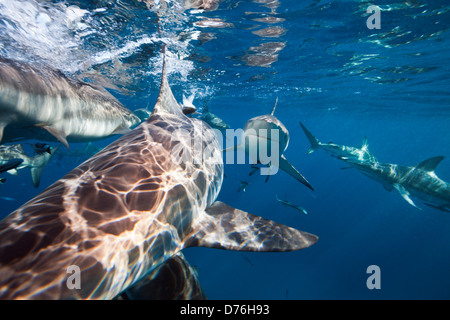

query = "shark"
(0, 52), (317, 300)
(0, 57), (141, 149)
(276, 194), (308, 215)
(119, 252), (206, 300)
(0, 143), (59, 187)
(299, 121), (377, 163)
(344, 156), (450, 212)
(0, 159), (23, 174)
(227, 99), (314, 190)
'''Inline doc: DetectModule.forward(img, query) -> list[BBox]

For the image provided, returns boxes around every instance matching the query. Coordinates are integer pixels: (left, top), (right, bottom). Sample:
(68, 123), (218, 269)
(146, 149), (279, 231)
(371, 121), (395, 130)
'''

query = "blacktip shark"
(344, 156), (450, 212)
(0, 144), (59, 188)
(0, 159), (23, 184)
(299, 121), (377, 163)
(227, 99), (314, 190)
(0, 51), (317, 300)
(0, 57), (140, 149)
(276, 194), (308, 215)
(0, 159), (23, 174)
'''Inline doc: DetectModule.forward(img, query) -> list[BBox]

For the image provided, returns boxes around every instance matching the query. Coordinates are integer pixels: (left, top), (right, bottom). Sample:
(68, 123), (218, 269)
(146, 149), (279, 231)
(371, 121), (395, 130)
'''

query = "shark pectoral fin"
(121, 252), (206, 300)
(187, 201), (318, 252)
(7, 168), (18, 176)
(30, 167), (43, 188)
(279, 155), (314, 191)
(394, 183), (421, 210)
(37, 125), (69, 149)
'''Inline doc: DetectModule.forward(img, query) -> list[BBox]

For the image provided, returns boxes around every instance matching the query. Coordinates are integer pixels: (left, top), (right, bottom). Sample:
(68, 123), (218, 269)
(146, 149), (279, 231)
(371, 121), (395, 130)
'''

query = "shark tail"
(188, 201), (317, 252)
(29, 145), (60, 188)
(299, 122), (320, 154)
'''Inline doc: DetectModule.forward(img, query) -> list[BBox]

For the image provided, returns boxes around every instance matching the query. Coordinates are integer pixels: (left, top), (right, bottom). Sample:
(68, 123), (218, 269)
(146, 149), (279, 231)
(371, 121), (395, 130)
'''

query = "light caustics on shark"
(0, 57), (141, 149)
(0, 52), (317, 300)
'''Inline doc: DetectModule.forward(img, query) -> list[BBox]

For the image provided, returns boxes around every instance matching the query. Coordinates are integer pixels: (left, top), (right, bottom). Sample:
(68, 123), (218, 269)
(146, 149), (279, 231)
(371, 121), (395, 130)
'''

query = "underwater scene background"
(0, 0), (449, 299)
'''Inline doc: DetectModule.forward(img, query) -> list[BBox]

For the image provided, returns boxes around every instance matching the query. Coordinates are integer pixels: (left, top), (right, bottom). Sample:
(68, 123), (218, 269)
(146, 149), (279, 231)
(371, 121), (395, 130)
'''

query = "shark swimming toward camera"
(0, 52), (317, 300)
(344, 156), (450, 212)
(299, 121), (377, 163)
(0, 57), (140, 149)
(227, 99), (314, 190)
(0, 144), (59, 187)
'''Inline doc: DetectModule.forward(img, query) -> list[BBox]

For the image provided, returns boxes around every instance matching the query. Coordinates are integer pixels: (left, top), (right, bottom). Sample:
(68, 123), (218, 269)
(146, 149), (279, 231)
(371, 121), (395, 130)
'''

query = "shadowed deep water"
(0, 0), (449, 299)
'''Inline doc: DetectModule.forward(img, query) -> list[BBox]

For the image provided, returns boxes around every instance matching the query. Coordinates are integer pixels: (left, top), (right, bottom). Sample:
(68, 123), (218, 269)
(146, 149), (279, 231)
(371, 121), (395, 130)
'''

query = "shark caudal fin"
(152, 48), (185, 118)
(29, 145), (60, 188)
(186, 201), (317, 252)
(299, 122), (320, 154)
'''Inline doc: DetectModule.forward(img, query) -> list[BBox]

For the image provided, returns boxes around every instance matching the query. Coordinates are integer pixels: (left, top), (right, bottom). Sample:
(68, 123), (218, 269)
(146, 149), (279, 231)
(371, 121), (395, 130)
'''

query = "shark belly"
(405, 176), (450, 209)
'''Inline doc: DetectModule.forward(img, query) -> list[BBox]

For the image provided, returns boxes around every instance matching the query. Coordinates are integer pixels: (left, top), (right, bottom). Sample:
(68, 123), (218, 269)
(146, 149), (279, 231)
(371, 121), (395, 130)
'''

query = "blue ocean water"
(0, 0), (449, 299)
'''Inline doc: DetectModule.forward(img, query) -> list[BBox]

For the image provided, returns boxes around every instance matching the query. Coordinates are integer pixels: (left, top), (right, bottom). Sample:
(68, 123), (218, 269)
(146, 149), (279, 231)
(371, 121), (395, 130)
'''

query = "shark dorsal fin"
(416, 156), (445, 172)
(270, 97), (278, 116)
(361, 136), (369, 151)
(151, 49), (185, 118)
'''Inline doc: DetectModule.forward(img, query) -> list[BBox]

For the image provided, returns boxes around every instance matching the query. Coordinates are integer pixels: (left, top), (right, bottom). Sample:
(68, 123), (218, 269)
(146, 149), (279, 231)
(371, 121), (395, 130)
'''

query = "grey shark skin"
(299, 122), (377, 163)
(235, 100), (314, 190)
(0, 159), (23, 174)
(0, 144), (59, 187)
(0, 57), (140, 149)
(345, 156), (450, 212)
(276, 195), (308, 215)
(0, 54), (317, 300)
